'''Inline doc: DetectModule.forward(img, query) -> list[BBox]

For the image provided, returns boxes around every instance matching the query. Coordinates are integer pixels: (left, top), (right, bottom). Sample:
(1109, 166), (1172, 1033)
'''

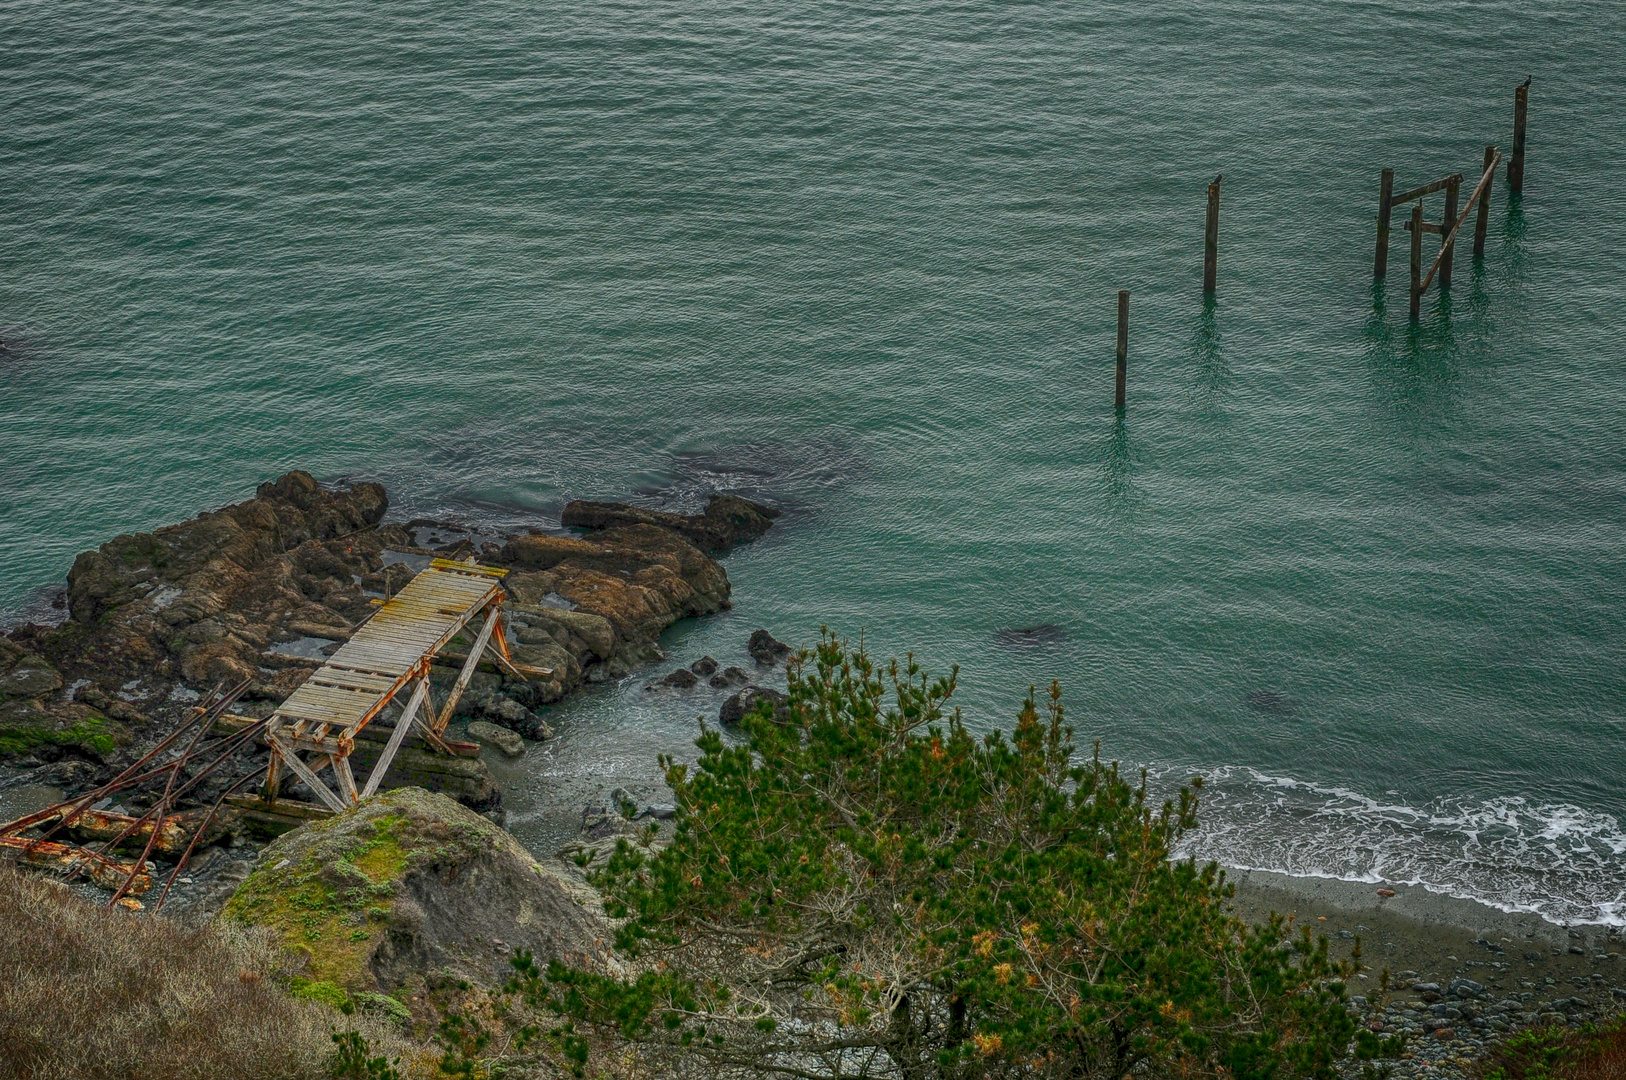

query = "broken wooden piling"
(1509, 78), (1530, 195)
(1409, 202), (1423, 319)
(1439, 175), (1461, 289)
(1115, 290), (1128, 408)
(1375, 168), (1395, 278)
(1474, 144), (1496, 257)
(1203, 174), (1221, 293)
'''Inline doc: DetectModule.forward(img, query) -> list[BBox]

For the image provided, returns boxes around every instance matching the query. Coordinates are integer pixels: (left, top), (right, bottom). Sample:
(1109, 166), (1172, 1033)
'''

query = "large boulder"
(223, 788), (617, 999)
(561, 493), (779, 553)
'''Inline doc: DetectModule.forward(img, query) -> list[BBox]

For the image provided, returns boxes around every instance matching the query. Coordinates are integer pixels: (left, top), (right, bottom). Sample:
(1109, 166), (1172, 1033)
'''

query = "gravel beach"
(1229, 870), (1626, 1078)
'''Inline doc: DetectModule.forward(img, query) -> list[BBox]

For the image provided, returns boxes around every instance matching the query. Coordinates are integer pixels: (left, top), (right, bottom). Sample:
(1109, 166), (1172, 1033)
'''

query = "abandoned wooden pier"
(0, 558), (551, 908)
(257, 558), (549, 814)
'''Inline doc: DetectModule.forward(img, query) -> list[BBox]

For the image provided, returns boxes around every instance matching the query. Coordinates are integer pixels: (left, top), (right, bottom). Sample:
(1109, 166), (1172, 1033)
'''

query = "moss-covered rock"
(0, 699), (122, 756)
(0, 642), (126, 756)
(223, 787), (615, 998)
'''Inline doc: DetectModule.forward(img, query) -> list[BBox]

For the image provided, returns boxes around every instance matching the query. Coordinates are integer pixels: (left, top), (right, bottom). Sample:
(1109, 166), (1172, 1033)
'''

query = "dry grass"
(0, 864), (420, 1080)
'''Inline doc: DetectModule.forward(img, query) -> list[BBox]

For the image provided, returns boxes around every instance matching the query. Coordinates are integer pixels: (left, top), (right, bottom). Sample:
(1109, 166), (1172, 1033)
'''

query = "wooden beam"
(262, 746), (283, 803)
(1114, 290), (1128, 408)
(484, 610), (530, 683)
(266, 733), (348, 814)
(1392, 174), (1462, 206)
(331, 753), (359, 804)
(1420, 152), (1502, 296)
(435, 608), (500, 730)
(1474, 144), (1496, 257)
(1439, 175), (1460, 289)
(1509, 79), (1529, 195)
(1409, 201), (1423, 320)
(1375, 168), (1394, 279)
(360, 678), (429, 799)
(1203, 174), (1221, 293)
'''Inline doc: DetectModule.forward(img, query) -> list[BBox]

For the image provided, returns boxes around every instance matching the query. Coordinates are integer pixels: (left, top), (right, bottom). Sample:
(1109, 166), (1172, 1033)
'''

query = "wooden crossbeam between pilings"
(1419, 151), (1502, 296)
(1392, 174), (1463, 206)
(1378, 172), (1462, 281)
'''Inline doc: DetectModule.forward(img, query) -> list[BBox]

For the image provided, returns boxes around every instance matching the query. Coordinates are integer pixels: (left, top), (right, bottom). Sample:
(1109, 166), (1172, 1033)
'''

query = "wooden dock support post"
(1375, 167), (1394, 278)
(1509, 78), (1529, 195)
(1408, 202), (1423, 319)
(1474, 144), (1496, 257)
(1114, 290), (1128, 408)
(1203, 174), (1221, 293)
(1439, 174), (1461, 289)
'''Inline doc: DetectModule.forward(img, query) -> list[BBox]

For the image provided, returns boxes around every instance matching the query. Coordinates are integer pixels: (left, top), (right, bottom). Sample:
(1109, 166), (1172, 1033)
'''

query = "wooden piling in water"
(1509, 78), (1529, 195)
(1474, 144), (1496, 257)
(1115, 291), (1128, 408)
(1203, 174), (1221, 293)
(1439, 175), (1460, 289)
(1408, 202), (1423, 320)
(1375, 168), (1394, 279)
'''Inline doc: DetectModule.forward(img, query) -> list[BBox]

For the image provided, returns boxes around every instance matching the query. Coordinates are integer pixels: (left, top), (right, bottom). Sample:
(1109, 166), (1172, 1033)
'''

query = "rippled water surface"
(4, 0), (1625, 921)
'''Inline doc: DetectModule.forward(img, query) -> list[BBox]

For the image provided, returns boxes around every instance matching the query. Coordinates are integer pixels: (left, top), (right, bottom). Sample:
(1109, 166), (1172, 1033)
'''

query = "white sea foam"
(1148, 765), (1626, 926)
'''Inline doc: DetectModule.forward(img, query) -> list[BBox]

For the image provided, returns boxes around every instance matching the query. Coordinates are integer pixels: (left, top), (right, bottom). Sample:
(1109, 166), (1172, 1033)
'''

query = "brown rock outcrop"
(3, 472), (776, 814)
(39, 471), (398, 700)
(488, 521), (736, 703)
(560, 493), (779, 553)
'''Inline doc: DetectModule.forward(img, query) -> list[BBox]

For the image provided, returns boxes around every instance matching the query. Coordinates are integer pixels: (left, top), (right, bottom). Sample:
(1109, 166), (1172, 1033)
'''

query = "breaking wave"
(1150, 766), (1626, 926)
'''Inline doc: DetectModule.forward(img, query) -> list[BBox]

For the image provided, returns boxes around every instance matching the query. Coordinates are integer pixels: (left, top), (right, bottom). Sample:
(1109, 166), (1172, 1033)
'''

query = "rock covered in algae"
(222, 787), (616, 997)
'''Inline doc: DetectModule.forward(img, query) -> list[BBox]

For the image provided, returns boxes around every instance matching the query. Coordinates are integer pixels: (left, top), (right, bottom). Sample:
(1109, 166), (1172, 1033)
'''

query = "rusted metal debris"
(0, 679), (268, 909)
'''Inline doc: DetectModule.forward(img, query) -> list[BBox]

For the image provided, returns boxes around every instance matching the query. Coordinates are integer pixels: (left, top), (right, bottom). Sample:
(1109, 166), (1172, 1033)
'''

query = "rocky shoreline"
(0, 470), (781, 830)
(1229, 870), (1626, 1080)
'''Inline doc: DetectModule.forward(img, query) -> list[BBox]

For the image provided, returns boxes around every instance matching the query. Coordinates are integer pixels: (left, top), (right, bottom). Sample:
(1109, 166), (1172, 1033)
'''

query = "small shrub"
(1484, 1020), (1626, 1080)
(330, 1031), (403, 1080)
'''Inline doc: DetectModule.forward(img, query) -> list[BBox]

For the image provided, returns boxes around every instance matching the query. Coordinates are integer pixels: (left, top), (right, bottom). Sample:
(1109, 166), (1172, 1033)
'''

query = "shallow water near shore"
(4, 1), (1626, 922)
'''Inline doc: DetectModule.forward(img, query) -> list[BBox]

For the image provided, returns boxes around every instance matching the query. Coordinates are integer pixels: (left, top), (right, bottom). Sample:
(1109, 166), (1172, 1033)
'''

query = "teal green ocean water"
(4, 1), (1625, 921)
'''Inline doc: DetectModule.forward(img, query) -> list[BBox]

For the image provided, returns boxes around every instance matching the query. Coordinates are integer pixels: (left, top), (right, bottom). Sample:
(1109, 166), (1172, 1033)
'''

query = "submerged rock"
(720, 686), (788, 727)
(465, 720), (524, 758)
(223, 787), (617, 995)
(480, 697), (551, 742)
(748, 629), (793, 666)
(709, 665), (750, 688)
(994, 624), (1066, 649)
(1245, 690), (1298, 716)
(647, 668), (699, 690)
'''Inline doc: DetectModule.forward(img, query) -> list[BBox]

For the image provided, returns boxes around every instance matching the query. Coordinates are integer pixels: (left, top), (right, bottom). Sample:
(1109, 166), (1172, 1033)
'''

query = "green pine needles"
(515, 631), (1357, 1080)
